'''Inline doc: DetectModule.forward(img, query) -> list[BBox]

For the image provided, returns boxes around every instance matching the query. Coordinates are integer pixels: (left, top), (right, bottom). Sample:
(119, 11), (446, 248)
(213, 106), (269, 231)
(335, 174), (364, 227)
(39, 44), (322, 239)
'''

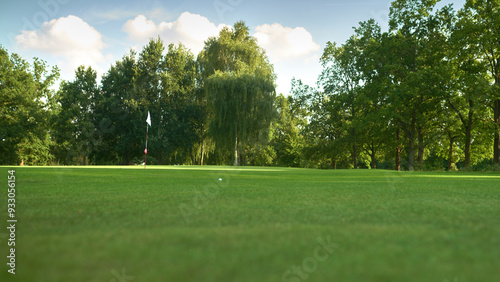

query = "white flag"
(146, 111), (151, 127)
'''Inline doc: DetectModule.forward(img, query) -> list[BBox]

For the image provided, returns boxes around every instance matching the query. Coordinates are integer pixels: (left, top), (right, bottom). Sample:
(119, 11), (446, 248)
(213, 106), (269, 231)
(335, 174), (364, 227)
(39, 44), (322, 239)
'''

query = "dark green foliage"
(269, 94), (304, 167)
(200, 22), (276, 166)
(300, 0), (497, 170)
(0, 46), (59, 165)
(53, 66), (98, 164)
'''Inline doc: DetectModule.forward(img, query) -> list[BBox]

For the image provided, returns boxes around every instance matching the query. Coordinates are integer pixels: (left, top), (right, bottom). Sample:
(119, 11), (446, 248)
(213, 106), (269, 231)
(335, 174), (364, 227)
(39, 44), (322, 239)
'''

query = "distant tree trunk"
(352, 128), (357, 169)
(351, 99), (357, 169)
(370, 152), (376, 169)
(353, 145), (357, 169)
(367, 142), (376, 169)
(448, 96), (474, 169)
(396, 129), (401, 171)
(494, 98), (500, 164)
(447, 132), (455, 171)
(234, 134), (239, 166)
(406, 117), (417, 171)
(408, 125), (416, 171)
(464, 99), (473, 168)
(448, 142), (454, 171)
(190, 152), (195, 165)
(398, 118), (416, 171)
(417, 128), (424, 169)
(408, 141), (415, 171)
(332, 157), (337, 170)
(200, 138), (205, 166)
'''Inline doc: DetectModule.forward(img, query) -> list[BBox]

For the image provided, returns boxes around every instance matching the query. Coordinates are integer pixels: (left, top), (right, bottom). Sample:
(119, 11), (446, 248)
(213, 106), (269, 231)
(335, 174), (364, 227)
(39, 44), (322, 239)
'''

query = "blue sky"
(0, 0), (465, 95)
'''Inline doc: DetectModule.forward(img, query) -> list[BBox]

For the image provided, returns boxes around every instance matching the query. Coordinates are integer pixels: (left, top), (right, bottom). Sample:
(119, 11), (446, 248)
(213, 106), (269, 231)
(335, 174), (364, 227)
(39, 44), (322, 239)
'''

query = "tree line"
(286, 0), (499, 170)
(1, 22), (276, 167)
(1, 0), (498, 170)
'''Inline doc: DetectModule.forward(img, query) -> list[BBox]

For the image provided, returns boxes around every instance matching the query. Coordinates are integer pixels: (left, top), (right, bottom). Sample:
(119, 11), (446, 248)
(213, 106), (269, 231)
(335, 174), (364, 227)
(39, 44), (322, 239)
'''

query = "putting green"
(0, 166), (498, 282)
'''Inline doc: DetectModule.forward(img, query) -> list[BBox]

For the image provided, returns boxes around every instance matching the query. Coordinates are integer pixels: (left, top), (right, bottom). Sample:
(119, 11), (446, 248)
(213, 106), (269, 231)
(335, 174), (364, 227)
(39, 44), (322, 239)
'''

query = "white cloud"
(15, 15), (107, 80)
(252, 23), (321, 95)
(124, 15), (157, 39)
(273, 59), (321, 95)
(254, 23), (320, 62)
(123, 12), (228, 55)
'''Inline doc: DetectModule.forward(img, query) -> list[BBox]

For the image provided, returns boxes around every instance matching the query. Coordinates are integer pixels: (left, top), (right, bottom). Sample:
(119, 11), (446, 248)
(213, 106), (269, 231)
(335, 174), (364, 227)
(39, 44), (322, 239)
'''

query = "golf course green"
(0, 166), (499, 281)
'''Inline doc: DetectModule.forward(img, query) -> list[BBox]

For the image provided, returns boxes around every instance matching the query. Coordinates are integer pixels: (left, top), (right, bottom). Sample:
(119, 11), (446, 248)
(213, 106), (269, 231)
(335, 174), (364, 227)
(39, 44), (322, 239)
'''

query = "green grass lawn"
(0, 166), (499, 282)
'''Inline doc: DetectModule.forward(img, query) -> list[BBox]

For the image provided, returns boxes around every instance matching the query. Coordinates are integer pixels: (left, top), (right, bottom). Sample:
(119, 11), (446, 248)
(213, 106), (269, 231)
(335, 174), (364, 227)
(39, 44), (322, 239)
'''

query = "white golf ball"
(218, 178), (222, 181)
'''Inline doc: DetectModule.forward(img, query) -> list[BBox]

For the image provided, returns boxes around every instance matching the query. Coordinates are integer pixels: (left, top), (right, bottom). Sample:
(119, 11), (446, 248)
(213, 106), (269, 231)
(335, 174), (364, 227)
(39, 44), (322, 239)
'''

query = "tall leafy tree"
(320, 19), (392, 169)
(0, 46), (59, 165)
(19, 58), (59, 165)
(159, 43), (203, 164)
(97, 40), (203, 165)
(320, 40), (363, 168)
(387, 0), (454, 170)
(306, 89), (350, 169)
(435, 100), (463, 170)
(54, 66), (98, 164)
(351, 22), (405, 170)
(97, 51), (138, 164)
(447, 18), (492, 168)
(200, 21), (276, 166)
(456, 0), (500, 164)
(270, 93), (305, 167)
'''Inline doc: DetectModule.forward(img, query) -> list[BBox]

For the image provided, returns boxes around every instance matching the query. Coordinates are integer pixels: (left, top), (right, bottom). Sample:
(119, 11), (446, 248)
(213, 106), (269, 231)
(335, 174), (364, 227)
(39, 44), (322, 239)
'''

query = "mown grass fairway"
(0, 166), (499, 282)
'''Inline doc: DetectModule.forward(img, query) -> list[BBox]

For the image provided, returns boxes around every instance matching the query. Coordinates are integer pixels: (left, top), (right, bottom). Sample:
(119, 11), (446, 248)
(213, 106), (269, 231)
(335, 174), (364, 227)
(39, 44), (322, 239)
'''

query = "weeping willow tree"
(205, 71), (275, 165)
(200, 21), (276, 166)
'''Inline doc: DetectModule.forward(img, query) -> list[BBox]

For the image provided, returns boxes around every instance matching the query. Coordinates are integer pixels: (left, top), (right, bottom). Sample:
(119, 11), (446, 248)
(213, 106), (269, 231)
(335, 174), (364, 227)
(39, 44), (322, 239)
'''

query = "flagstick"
(145, 111), (151, 169)
(145, 124), (148, 169)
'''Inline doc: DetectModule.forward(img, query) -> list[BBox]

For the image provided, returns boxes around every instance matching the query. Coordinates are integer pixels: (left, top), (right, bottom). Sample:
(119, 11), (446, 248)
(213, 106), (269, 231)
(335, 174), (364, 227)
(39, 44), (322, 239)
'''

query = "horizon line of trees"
(1, 0), (499, 171)
(288, 0), (499, 171)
